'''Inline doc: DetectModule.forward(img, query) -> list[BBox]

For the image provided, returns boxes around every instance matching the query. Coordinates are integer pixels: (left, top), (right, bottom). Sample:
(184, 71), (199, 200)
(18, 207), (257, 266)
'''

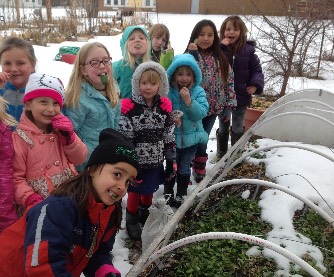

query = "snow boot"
(192, 154), (208, 183)
(231, 128), (244, 146)
(174, 173), (190, 208)
(126, 209), (142, 240)
(164, 175), (176, 207)
(211, 128), (229, 163)
(139, 205), (150, 226)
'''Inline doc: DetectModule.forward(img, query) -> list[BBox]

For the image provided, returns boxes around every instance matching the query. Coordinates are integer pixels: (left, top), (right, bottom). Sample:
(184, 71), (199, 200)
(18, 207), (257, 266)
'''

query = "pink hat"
(23, 73), (65, 108)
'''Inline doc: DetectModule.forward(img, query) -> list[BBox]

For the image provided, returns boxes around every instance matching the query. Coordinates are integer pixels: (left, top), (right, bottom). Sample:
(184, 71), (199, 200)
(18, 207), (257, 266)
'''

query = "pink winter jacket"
(12, 112), (88, 207)
(0, 121), (17, 232)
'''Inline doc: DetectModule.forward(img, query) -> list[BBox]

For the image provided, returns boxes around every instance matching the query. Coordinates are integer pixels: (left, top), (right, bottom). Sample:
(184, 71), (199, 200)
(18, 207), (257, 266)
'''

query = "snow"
(4, 10), (334, 276)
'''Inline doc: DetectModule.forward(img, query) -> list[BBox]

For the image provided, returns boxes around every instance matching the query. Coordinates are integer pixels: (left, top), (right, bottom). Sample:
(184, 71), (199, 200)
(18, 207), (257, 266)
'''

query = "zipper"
(86, 222), (100, 258)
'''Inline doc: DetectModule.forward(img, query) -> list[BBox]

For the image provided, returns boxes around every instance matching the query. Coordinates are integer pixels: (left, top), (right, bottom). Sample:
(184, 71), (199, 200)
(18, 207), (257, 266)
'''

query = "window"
(114, 0), (118, 5)
(121, 0), (125, 5)
(145, 0), (150, 6)
(107, 0), (111, 4)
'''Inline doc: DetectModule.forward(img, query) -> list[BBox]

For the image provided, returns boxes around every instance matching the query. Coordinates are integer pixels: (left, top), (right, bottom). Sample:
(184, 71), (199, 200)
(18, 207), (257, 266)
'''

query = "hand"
(246, 86), (257, 95)
(121, 98), (134, 114)
(160, 97), (172, 113)
(25, 193), (43, 208)
(52, 114), (75, 145)
(221, 38), (231, 46)
(188, 42), (198, 51)
(165, 160), (177, 181)
(179, 87), (191, 107)
(96, 265), (121, 277)
(0, 72), (11, 86)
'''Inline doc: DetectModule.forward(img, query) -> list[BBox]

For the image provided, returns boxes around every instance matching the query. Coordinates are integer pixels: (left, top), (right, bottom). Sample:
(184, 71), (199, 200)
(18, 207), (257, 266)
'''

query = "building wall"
(156, 0), (192, 14)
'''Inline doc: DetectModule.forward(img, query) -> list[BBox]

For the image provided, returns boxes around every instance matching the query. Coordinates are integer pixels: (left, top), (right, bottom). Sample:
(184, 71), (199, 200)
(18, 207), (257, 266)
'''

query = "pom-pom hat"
(85, 128), (139, 172)
(23, 73), (65, 108)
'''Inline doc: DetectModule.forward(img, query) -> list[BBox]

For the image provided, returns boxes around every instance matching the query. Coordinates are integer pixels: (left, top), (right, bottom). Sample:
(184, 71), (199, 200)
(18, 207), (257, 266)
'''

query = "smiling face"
(80, 46), (112, 91)
(0, 47), (35, 90)
(91, 163), (137, 206)
(25, 97), (61, 133)
(197, 25), (215, 51)
(224, 20), (241, 45)
(127, 29), (148, 59)
(174, 66), (194, 89)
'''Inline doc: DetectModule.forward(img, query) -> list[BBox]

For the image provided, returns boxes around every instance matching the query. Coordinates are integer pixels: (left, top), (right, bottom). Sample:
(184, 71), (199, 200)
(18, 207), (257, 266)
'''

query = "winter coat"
(190, 50), (237, 115)
(112, 25), (151, 99)
(221, 41), (264, 107)
(63, 82), (121, 171)
(0, 82), (25, 122)
(0, 121), (16, 232)
(0, 194), (118, 276)
(167, 54), (209, 149)
(12, 111), (88, 207)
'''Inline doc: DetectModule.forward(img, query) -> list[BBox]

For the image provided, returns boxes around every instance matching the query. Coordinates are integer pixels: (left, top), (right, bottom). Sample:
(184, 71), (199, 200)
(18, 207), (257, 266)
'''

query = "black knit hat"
(85, 128), (139, 172)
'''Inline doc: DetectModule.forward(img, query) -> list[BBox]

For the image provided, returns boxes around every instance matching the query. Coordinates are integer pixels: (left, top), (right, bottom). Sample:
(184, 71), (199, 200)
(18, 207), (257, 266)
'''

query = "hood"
(131, 61), (169, 102)
(120, 25), (151, 56)
(166, 53), (202, 87)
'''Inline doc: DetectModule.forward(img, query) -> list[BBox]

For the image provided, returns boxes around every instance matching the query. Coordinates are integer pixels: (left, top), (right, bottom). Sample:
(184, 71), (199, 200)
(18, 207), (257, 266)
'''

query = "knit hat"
(85, 128), (139, 172)
(23, 73), (65, 108)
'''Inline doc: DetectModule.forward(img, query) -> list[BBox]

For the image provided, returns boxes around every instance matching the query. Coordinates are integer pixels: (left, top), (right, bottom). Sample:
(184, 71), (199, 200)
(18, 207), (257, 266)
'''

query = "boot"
(192, 154), (208, 183)
(126, 209), (142, 240)
(139, 205), (150, 225)
(174, 173), (190, 208)
(231, 128), (244, 146)
(211, 128), (229, 163)
(164, 175), (176, 207)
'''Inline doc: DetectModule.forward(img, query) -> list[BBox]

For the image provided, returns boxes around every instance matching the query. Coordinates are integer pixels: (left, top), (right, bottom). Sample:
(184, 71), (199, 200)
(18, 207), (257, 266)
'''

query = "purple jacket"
(0, 122), (16, 232)
(221, 41), (264, 107)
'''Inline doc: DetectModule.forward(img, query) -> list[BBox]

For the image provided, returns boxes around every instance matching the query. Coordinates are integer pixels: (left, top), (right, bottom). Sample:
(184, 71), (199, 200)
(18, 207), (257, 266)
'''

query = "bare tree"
(45, 0), (52, 22)
(15, 0), (20, 23)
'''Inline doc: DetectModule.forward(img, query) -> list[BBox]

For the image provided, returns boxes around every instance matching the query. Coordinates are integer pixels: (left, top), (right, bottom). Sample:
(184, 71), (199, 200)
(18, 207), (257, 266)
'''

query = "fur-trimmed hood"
(131, 61), (169, 103)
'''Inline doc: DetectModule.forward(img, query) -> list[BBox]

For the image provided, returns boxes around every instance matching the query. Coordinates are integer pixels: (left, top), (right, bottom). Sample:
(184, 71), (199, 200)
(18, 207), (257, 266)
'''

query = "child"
(12, 73), (88, 211)
(149, 23), (174, 69)
(0, 37), (37, 121)
(0, 128), (139, 276)
(63, 42), (120, 171)
(118, 61), (175, 240)
(112, 25), (151, 99)
(166, 53), (209, 208)
(186, 19), (237, 182)
(0, 97), (17, 232)
(219, 16), (264, 152)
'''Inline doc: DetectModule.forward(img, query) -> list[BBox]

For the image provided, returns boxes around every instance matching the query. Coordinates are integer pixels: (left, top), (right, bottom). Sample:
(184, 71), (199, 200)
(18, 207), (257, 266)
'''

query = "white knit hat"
(23, 73), (65, 108)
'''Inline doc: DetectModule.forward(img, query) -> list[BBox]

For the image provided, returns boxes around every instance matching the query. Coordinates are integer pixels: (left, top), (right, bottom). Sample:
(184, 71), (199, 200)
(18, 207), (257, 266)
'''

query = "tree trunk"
(15, 0), (20, 23)
(45, 0), (52, 22)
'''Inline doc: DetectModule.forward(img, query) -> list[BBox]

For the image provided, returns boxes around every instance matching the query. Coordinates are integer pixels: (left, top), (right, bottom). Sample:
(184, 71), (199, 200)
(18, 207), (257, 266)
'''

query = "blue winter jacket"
(167, 54), (209, 149)
(0, 81), (25, 122)
(63, 82), (120, 171)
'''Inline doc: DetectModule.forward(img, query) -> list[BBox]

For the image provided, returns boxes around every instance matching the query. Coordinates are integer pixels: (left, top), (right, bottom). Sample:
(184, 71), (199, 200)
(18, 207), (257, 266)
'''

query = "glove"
(160, 97), (172, 113)
(52, 114), (75, 146)
(25, 193), (43, 208)
(95, 264), (121, 277)
(165, 160), (177, 181)
(121, 98), (134, 114)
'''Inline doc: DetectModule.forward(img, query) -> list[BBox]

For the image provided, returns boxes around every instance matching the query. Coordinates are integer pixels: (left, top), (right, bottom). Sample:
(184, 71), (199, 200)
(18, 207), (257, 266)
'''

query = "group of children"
(0, 15), (263, 276)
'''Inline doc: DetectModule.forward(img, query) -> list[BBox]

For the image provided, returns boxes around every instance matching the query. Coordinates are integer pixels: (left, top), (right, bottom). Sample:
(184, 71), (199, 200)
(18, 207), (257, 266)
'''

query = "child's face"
(127, 30), (148, 59)
(91, 163), (137, 205)
(0, 47), (35, 90)
(25, 97), (61, 132)
(224, 21), (240, 45)
(151, 35), (168, 52)
(139, 75), (160, 102)
(175, 67), (194, 89)
(197, 25), (215, 51)
(80, 46), (112, 91)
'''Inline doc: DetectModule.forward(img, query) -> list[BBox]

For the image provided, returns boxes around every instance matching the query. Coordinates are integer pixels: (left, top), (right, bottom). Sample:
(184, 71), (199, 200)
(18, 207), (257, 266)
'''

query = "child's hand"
(160, 97), (172, 112)
(179, 87), (191, 107)
(52, 114), (75, 145)
(221, 38), (231, 46)
(121, 98), (135, 114)
(188, 42), (198, 51)
(174, 117), (182, 127)
(0, 72), (11, 86)
(246, 86), (257, 95)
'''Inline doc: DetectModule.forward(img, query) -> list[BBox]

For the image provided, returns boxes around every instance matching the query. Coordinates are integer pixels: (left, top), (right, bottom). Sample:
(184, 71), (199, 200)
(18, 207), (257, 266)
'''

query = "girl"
(119, 61), (175, 240)
(0, 128), (139, 276)
(0, 37), (37, 121)
(0, 97), (17, 232)
(219, 16), (264, 150)
(185, 19), (237, 183)
(149, 23), (174, 69)
(166, 54), (209, 208)
(63, 42), (120, 171)
(12, 73), (88, 211)
(112, 25), (151, 99)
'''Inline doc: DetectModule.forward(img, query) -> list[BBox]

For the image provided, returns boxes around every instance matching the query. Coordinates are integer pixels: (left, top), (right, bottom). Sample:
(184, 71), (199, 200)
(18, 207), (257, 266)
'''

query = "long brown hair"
(53, 164), (122, 231)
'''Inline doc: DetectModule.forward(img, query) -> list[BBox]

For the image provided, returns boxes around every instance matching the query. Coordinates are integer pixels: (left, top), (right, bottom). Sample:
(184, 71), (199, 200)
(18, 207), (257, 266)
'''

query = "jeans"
(196, 114), (217, 157)
(219, 106), (248, 135)
(176, 145), (197, 176)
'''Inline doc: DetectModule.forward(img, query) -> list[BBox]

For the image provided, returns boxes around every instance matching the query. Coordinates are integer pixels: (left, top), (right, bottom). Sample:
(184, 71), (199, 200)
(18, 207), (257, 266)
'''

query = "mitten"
(25, 193), (43, 208)
(52, 114), (75, 145)
(121, 98), (134, 114)
(95, 264), (121, 277)
(160, 97), (172, 113)
(165, 160), (177, 181)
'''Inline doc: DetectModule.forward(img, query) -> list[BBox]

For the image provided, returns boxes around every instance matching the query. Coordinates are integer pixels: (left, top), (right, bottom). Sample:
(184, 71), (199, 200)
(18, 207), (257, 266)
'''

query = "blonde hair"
(140, 69), (161, 85)
(123, 32), (150, 69)
(65, 42), (119, 108)
(0, 97), (17, 126)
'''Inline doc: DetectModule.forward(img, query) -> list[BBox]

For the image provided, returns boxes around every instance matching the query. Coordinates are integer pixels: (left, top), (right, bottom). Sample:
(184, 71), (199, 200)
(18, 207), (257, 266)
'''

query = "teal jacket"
(63, 82), (120, 171)
(167, 54), (209, 149)
(112, 25), (151, 99)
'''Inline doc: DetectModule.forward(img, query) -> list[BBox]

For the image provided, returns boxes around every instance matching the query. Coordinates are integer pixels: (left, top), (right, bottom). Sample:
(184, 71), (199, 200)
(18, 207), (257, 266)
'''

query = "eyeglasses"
(85, 57), (112, 68)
